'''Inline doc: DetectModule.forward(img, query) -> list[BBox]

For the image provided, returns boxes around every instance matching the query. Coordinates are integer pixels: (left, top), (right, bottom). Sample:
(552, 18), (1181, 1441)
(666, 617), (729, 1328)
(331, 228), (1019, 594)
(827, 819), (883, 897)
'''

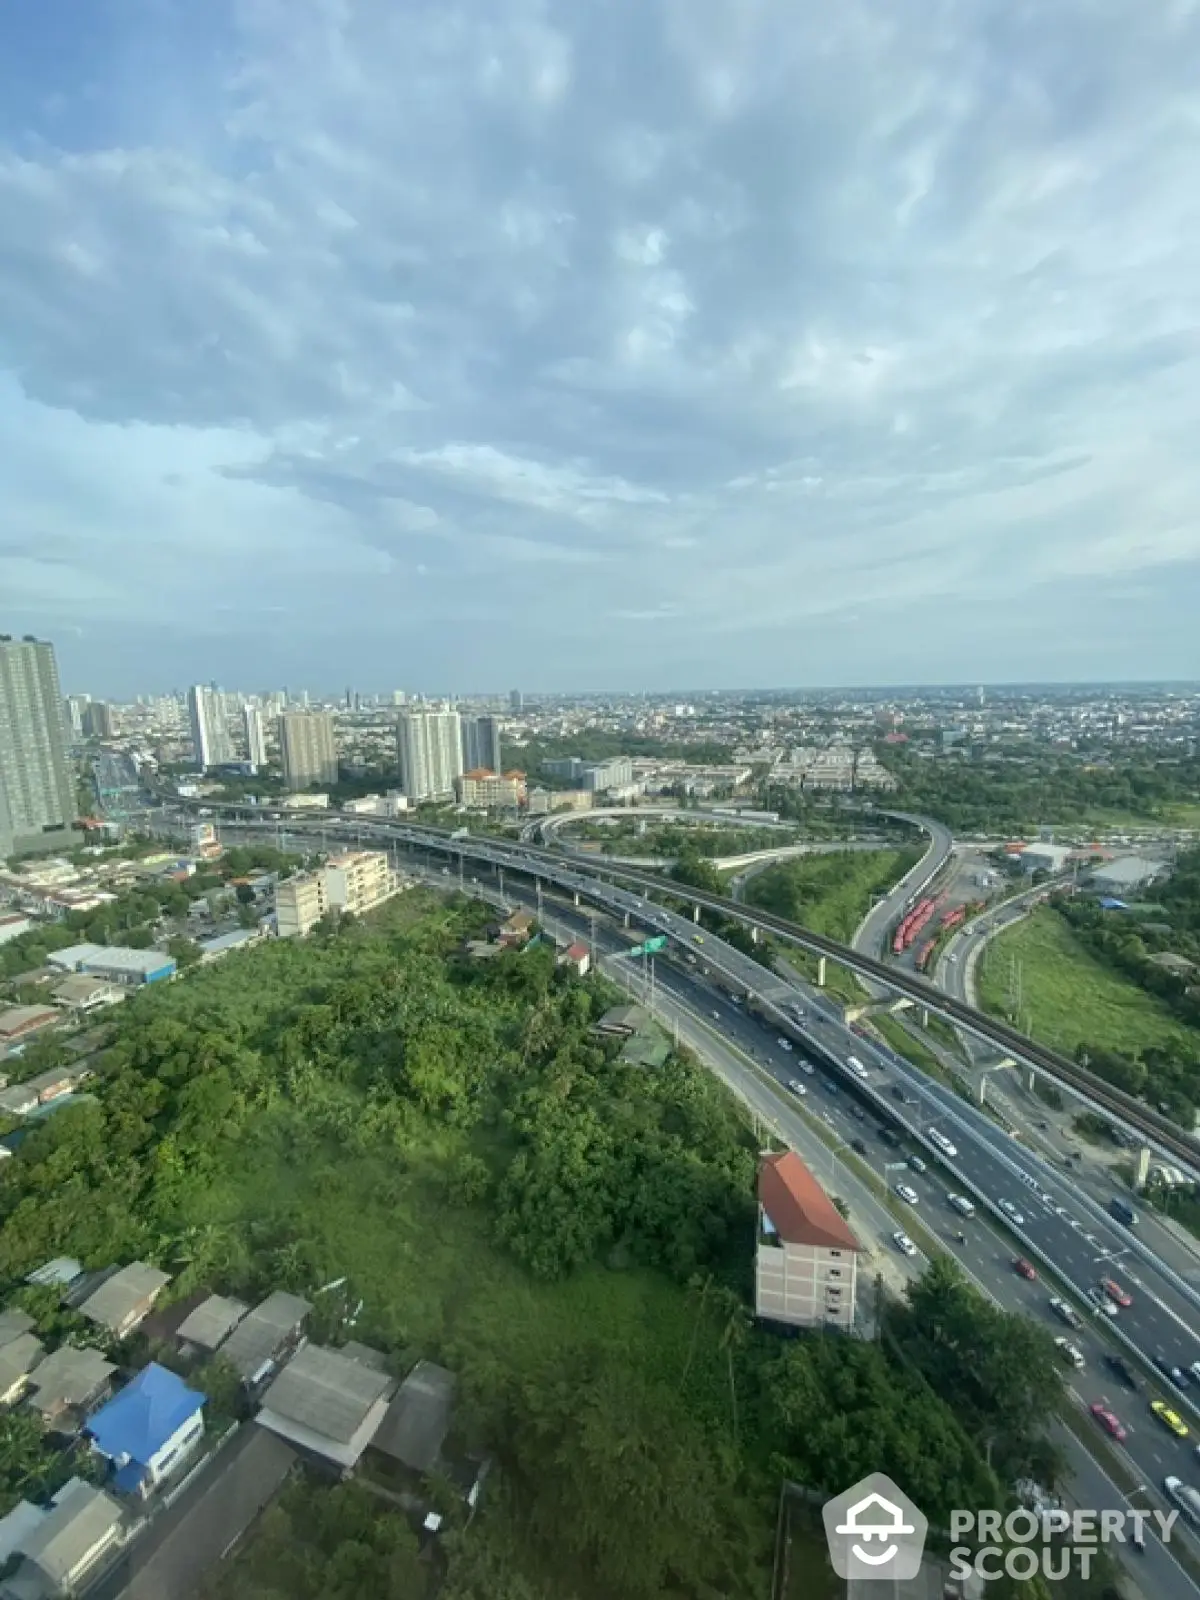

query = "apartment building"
(187, 685), (233, 770)
(275, 852), (398, 936)
(323, 851), (396, 917)
(454, 769), (525, 809)
(397, 709), (462, 802)
(0, 635), (76, 859)
(279, 711), (338, 791)
(460, 714), (502, 774)
(755, 1151), (860, 1332)
(275, 872), (328, 938)
(243, 705), (268, 769)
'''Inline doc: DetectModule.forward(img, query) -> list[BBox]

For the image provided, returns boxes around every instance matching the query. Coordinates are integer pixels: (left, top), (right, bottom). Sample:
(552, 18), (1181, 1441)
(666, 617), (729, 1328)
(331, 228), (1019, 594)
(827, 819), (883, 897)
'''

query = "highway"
(851, 810), (955, 963)
(213, 816), (1200, 1596)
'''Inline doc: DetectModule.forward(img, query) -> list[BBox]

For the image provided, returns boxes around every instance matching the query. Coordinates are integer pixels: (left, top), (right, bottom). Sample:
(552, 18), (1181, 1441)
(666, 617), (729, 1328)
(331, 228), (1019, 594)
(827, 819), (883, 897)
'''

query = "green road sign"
(628, 935), (668, 957)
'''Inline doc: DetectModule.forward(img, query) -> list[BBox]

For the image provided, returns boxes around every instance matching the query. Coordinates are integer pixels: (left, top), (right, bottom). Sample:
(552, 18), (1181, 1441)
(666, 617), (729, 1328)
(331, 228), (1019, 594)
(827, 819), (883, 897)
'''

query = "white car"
(777, 1038), (793, 1052)
(893, 1231), (918, 1257)
(799, 1060), (815, 1076)
(1049, 1296), (1082, 1329)
(1054, 1337), (1086, 1370)
(895, 1183), (919, 1206)
(787, 1079), (807, 1097)
(999, 1200), (1026, 1225)
(1086, 1287), (1119, 1317)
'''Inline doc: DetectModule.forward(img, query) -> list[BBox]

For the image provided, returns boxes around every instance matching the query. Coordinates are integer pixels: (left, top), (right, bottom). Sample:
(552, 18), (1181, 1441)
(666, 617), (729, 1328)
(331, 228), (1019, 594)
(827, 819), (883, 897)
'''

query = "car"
(1151, 1401), (1190, 1439)
(1013, 1257), (1037, 1281)
(894, 1183), (919, 1205)
(878, 1127), (900, 1147)
(1090, 1403), (1127, 1442)
(1087, 1287), (1119, 1317)
(893, 1231), (918, 1257)
(777, 1037), (793, 1052)
(849, 1105), (867, 1123)
(787, 1079), (807, 1097)
(1153, 1356), (1190, 1390)
(711, 1010), (721, 1020)
(851, 1138), (869, 1156)
(1101, 1278), (1132, 1309)
(1054, 1206), (1070, 1220)
(1049, 1296), (1082, 1329)
(799, 1060), (815, 1076)
(999, 1200), (1026, 1225)
(1105, 1354), (1139, 1391)
(947, 952), (958, 962)
(693, 934), (704, 944)
(1054, 1337), (1085, 1370)
(908, 1155), (927, 1174)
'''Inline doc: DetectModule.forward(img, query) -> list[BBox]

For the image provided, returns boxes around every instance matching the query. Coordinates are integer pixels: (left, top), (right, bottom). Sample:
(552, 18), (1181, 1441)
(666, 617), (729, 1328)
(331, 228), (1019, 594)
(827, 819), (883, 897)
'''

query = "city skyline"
(4, 3), (1200, 694)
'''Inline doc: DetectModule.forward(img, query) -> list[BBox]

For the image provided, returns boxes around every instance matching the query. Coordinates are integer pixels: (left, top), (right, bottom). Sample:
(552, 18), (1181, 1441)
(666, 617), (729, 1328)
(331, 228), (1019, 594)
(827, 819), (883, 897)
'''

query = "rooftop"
(256, 1343), (393, 1469)
(15, 1479), (124, 1589)
(370, 1361), (456, 1473)
(0, 1334), (44, 1397)
(759, 1151), (861, 1253)
(78, 1262), (171, 1332)
(176, 1294), (249, 1351)
(219, 1291), (311, 1381)
(0, 1309), (36, 1346)
(88, 1363), (205, 1465)
(26, 1344), (116, 1417)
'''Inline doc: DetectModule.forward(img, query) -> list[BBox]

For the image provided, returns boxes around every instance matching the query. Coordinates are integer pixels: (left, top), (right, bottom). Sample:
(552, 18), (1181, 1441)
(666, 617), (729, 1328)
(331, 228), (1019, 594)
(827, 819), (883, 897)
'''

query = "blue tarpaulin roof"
(88, 1363), (204, 1465)
(1098, 897), (1128, 911)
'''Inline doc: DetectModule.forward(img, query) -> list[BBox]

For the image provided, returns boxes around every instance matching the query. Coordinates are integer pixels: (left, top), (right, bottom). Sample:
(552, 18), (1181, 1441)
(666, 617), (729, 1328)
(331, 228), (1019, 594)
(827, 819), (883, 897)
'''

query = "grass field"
(744, 848), (924, 945)
(977, 907), (1196, 1060)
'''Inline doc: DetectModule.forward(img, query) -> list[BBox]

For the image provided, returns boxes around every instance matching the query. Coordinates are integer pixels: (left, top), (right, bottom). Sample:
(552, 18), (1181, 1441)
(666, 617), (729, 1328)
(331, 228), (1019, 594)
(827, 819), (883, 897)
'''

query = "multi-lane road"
(198, 806), (1200, 1590)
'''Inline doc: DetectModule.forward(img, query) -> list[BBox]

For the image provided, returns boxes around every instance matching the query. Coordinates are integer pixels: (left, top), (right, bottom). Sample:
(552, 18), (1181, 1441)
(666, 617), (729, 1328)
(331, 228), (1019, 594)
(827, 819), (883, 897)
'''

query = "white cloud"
(1, 0), (1200, 691)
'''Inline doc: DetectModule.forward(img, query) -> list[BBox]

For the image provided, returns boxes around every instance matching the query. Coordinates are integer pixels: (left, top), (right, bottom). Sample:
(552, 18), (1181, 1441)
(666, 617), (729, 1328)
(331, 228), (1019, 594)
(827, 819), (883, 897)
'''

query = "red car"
(1091, 1403), (1127, 1442)
(1013, 1257), (1038, 1281)
(1101, 1277), (1132, 1309)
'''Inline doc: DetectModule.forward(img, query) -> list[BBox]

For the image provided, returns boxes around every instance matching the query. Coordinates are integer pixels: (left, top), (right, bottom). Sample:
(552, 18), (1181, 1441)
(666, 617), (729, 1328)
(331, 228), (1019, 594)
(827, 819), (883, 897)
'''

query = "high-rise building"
(187, 686), (233, 770)
(64, 695), (91, 739)
(396, 709), (462, 802)
(279, 711), (338, 791)
(460, 714), (502, 773)
(243, 705), (268, 770)
(0, 634), (77, 859)
(82, 701), (115, 740)
(509, 689), (523, 714)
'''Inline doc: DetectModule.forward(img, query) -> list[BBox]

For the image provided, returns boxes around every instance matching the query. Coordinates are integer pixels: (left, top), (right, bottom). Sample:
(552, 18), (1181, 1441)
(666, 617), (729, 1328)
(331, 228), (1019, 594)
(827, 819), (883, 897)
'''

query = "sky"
(3, 0), (1200, 697)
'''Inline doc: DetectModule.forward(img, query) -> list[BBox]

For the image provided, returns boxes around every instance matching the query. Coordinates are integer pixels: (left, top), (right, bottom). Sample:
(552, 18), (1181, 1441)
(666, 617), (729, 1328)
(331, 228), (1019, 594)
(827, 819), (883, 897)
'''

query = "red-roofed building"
(558, 941), (590, 977)
(756, 1151), (861, 1332)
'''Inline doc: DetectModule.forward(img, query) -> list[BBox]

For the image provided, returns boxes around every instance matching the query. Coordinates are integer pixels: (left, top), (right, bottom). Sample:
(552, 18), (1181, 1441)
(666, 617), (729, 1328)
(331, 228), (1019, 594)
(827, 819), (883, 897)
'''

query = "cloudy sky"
(3, 0), (1200, 697)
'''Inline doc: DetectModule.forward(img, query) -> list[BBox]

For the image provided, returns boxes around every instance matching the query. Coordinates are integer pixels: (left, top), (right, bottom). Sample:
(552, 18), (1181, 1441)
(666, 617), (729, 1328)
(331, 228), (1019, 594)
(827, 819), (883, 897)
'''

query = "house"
(175, 1293), (249, 1354)
(1, 1479), (125, 1597)
(25, 1259), (83, 1291)
(370, 1361), (456, 1474)
(494, 911), (534, 948)
(255, 1343), (394, 1471)
(0, 1006), (60, 1044)
(86, 1364), (206, 1497)
(557, 941), (591, 977)
(23, 1062), (94, 1106)
(1089, 856), (1170, 896)
(0, 1086), (39, 1119)
(77, 1263), (171, 1339)
(219, 1291), (311, 1386)
(0, 1309), (36, 1346)
(592, 1003), (649, 1039)
(1148, 952), (1196, 976)
(51, 975), (123, 1014)
(25, 1346), (116, 1429)
(0, 1334), (45, 1407)
(755, 1151), (861, 1333)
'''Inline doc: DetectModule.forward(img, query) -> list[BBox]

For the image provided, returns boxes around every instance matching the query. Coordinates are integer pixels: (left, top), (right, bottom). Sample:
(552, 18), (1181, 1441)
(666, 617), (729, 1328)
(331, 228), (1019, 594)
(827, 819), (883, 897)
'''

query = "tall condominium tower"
(243, 704), (268, 769)
(279, 710), (338, 790)
(397, 708), (462, 802)
(460, 714), (502, 773)
(0, 634), (77, 859)
(187, 685), (233, 769)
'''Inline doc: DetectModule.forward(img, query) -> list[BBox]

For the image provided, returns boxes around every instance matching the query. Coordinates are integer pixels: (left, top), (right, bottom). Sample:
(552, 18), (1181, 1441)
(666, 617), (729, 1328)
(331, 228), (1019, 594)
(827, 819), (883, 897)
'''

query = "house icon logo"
(822, 1472), (928, 1582)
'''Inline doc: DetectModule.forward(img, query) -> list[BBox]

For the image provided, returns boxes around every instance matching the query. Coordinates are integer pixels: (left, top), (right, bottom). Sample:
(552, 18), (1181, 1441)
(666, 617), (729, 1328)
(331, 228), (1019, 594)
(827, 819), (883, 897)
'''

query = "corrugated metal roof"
(88, 1364), (204, 1465)
(17, 1480), (123, 1587)
(220, 1292), (311, 1379)
(79, 1262), (170, 1331)
(176, 1294), (249, 1351)
(258, 1344), (393, 1444)
(370, 1361), (455, 1472)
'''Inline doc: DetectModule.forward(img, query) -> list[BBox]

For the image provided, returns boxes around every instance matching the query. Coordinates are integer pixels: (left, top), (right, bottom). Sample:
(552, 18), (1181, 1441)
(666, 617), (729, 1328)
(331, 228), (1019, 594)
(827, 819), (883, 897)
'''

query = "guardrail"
(178, 802), (1200, 1176)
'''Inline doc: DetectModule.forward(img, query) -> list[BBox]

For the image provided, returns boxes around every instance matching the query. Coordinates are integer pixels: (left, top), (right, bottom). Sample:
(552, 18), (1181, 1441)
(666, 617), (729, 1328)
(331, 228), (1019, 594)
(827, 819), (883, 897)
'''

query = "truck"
(1109, 1197), (1138, 1227)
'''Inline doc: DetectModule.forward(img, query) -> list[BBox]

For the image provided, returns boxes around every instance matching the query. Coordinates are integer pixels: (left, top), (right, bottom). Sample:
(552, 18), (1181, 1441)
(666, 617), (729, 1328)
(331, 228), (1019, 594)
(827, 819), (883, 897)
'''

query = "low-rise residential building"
(322, 851), (397, 918)
(255, 1343), (394, 1471)
(25, 1346), (116, 1429)
(22, 1062), (94, 1105)
(0, 914), (32, 946)
(50, 975), (123, 1014)
(3, 1479), (125, 1596)
(175, 1294), (249, 1354)
(77, 1263), (171, 1339)
(453, 769), (525, 809)
(274, 873), (327, 938)
(494, 910), (534, 948)
(557, 941), (590, 977)
(0, 1321), (44, 1407)
(86, 1364), (206, 1496)
(219, 1291), (311, 1386)
(0, 1086), (41, 1118)
(0, 1006), (59, 1044)
(755, 1151), (861, 1332)
(370, 1361), (456, 1475)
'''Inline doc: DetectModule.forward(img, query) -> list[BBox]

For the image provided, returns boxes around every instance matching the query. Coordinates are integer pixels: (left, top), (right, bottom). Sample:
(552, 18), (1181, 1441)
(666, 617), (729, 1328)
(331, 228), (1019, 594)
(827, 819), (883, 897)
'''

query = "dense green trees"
(745, 847), (923, 941)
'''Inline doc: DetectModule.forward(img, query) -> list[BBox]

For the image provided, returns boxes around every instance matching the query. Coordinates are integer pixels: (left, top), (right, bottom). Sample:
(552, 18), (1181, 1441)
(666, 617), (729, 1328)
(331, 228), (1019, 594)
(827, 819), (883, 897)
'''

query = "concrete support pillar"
(751, 925), (761, 945)
(1025, 1067), (1036, 1094)
(573, 892), (580, 907)
(920, 1007), (930, 1029)
(978, 1075), (988, 1108)
(623, 912), (630, 927)
(693, 904), (701, 923)
(1134, 1147), (1151, 1191)
(817, 956), (827, 988)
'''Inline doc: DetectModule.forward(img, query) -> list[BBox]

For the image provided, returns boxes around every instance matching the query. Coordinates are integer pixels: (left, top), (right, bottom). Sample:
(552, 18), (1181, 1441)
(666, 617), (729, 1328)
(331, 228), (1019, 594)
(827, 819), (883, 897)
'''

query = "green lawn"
(977, 908), (1196, 1061)
(744, 848), (923, 945)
